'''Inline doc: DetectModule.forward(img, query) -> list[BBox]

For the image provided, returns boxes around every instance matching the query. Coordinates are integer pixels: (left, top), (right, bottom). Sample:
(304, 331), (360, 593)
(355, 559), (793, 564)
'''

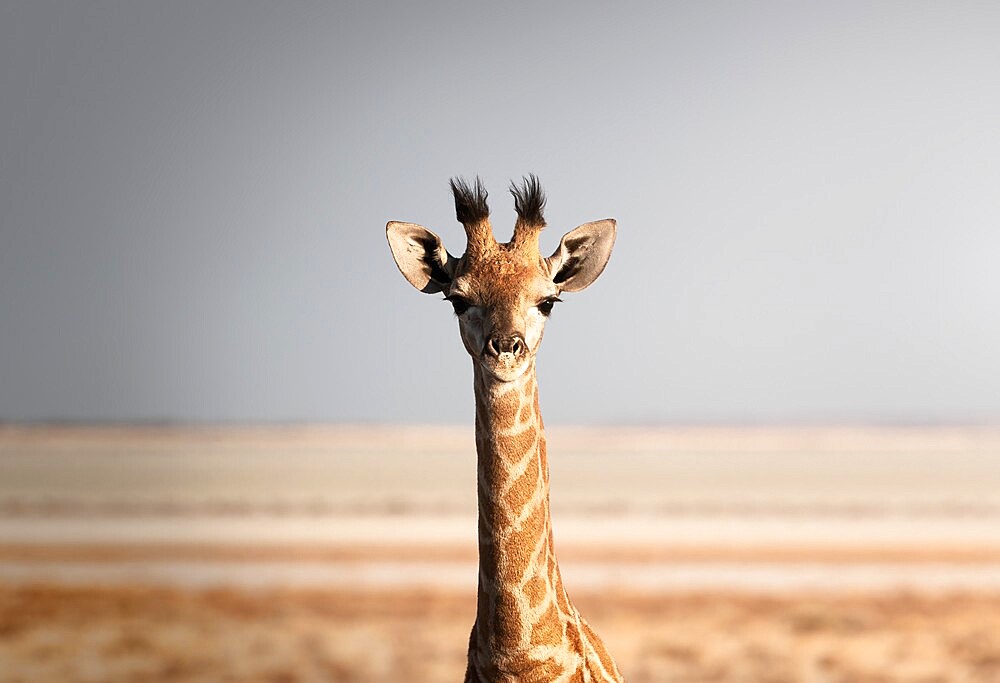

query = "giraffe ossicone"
(387, 175), (624, 682)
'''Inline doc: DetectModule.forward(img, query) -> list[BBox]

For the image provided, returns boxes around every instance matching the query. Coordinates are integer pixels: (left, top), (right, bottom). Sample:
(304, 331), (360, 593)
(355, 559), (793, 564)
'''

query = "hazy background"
(2, 1), (998, 424)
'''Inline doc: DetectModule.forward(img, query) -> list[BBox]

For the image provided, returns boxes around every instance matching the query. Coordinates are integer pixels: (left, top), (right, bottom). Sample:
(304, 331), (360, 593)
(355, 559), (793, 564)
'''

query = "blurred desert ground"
(2, 424), (1000, 682)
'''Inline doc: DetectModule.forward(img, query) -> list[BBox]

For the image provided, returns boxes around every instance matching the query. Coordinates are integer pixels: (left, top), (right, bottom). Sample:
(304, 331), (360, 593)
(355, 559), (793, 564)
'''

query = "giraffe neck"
(470, 361), (574, 672)
(466, 362), (626, 682)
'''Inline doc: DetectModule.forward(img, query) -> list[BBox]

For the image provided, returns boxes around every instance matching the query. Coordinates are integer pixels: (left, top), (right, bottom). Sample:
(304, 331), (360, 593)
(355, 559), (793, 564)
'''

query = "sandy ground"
(2, 425), (1000, 681)
(3, 585), (1000, 682)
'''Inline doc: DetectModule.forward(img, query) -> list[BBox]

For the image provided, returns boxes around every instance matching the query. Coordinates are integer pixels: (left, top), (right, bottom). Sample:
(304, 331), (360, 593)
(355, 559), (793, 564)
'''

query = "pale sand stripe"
(7, 542), (1000, 564)
(2, 559), (1000, 592)
(4, 514), (1000, 546)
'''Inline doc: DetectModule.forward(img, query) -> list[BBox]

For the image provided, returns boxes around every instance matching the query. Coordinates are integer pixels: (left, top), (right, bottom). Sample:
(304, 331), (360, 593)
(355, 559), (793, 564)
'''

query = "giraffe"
(387, 175), (624, 682)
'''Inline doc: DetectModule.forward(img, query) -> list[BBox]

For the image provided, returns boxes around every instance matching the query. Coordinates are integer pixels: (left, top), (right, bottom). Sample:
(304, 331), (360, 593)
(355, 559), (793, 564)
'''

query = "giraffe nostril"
(486, 335), (526, 358)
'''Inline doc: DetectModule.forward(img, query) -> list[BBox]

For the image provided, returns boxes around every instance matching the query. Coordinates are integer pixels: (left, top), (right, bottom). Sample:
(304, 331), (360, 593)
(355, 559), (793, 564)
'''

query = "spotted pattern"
(465, 363), (625, 683)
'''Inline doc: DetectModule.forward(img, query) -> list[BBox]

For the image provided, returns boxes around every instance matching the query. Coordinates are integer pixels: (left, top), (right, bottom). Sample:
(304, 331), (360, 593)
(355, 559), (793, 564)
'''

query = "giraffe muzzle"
(480, 334), (529, 380)
(486, 335), (525, 359)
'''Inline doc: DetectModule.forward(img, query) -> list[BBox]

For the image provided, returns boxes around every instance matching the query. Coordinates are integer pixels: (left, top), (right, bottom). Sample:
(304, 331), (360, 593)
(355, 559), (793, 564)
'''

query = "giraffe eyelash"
(537, 297), (562, 316)
(444, 295), (472, 316)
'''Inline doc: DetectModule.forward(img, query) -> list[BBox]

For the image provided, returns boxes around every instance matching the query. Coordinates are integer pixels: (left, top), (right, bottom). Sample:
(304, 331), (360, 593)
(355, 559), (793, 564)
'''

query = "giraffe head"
(387, 175), (616, 382)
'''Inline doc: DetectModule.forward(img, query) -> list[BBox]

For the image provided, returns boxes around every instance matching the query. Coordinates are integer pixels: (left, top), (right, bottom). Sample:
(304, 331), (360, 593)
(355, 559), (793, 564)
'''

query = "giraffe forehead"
(459, 247), (552, 301)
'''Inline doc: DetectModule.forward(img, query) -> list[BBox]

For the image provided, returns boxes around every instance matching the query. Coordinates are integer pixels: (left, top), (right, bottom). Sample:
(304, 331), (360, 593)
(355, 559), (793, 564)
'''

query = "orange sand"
(3, 585), (1000, 683)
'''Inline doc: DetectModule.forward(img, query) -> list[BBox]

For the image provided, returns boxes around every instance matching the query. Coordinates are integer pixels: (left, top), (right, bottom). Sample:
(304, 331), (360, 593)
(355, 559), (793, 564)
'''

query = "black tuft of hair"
(510, 174), (546, 226)
(449, 176), (490, 225)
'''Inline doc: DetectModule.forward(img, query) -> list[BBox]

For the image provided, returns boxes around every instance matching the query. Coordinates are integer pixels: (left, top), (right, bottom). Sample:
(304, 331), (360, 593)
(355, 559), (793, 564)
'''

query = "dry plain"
(1, 424), (1000, 682)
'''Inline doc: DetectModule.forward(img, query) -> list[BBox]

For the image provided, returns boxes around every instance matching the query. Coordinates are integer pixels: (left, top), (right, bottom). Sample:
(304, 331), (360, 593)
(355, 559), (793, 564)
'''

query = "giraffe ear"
(547, 219), (616, 292)
(386, 222), (457, 294)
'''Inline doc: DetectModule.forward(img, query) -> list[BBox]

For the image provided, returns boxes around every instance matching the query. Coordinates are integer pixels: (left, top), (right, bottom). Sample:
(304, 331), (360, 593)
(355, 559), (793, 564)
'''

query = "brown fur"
(467, 366), (624, 682)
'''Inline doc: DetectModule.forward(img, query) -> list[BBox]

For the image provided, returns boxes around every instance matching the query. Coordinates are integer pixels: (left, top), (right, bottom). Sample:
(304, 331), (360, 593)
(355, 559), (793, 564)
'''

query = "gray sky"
(1, 1), (998, 424)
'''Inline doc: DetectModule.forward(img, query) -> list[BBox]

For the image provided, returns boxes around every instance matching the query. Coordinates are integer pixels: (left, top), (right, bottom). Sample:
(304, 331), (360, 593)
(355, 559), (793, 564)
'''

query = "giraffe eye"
(445, 295), (471, 315)
(537, 297), (562, 317)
